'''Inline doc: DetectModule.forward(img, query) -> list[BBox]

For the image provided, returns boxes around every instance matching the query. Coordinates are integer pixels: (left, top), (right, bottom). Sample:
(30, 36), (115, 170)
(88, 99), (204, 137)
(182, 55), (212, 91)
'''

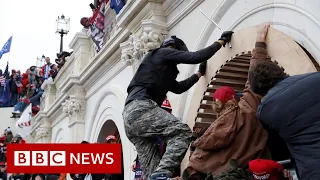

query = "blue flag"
(0, 36), (12, 59)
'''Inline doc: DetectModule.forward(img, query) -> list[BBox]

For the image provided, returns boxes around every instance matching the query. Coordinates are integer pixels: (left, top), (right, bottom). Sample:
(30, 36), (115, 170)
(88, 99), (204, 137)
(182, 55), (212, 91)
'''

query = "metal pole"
(60, 32), (64, 53)
(200, 10), (232, 48)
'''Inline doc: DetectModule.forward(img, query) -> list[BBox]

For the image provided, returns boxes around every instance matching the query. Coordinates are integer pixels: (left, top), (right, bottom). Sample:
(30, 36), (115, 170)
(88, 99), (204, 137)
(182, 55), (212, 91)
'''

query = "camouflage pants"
(123, 100), (192, 180)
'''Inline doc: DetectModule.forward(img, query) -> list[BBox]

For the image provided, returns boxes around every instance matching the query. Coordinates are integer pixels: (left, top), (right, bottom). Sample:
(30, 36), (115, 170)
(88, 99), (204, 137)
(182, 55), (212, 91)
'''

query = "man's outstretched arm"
(162, 31), (233, 65)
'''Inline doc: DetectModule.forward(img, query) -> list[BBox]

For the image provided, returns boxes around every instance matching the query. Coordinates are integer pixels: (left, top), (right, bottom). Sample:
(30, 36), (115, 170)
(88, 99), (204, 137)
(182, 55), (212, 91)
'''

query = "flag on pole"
(90, 0), (107, 52)
(0, 36), (12, 60)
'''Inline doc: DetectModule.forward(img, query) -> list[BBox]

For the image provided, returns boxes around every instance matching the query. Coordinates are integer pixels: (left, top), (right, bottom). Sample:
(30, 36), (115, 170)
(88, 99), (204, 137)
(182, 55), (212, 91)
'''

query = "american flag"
(0, 76), (5, 86)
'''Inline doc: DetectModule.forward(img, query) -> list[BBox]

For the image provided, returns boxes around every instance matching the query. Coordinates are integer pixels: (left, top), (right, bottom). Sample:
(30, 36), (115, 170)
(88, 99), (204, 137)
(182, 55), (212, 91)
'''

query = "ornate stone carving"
(141, 31), (164, 51)
(62, 98), (86, 122)
(36, 126), (51, 140)
(31, 120), (52, 142)
(121, 31), (165, 72)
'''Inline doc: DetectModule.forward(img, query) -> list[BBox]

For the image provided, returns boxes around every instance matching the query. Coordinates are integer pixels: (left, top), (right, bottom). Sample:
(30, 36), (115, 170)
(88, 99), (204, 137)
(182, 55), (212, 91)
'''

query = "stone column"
(40, 80), (56, 112)
(69, 28), (91, 75)
(62, 86), (86, 143)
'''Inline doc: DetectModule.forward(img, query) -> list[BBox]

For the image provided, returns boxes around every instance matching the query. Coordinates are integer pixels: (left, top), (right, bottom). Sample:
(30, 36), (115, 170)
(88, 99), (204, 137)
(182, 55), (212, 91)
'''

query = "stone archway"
(96, 119), (124, 179)
(96, 120), (121, 143)
(181, 26), (319, 170)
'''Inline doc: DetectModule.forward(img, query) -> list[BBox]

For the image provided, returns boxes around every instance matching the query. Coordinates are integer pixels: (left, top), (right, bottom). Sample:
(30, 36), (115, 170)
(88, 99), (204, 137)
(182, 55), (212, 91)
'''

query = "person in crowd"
(4, 128), (12, 144)
(41, 57), (52, 79)
(55, 51), (73, 69)
(0, 164), (7, 180)
(0, 136), (6, 163)
(122, 30), (233, 180)
(105, 135), (117, 144)
(249, 159), (293, 180)
(49, 64), (58, 80)
(21, 72), (28, 88)
(184, 24), (271, 180)
(105, 135), (124, 180)
(0, 70), (5, 104)
(28, 66), (38, 86)
(8, 73), (19, 106)
(249, 23), (320, 180)
(16, 70), (21, 81)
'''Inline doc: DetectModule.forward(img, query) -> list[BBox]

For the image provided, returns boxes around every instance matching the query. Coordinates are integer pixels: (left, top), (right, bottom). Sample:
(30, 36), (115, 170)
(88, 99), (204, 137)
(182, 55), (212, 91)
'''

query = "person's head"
(50, 64), (57, 70)
(161, 36), (189, 51)
(35, 174), (45, 180)
(249, 61), (288, 96)
(212, 86), (237, 114)
(5, 127), (11, 135)
(30, 66), (36, 71)
(81, 141), (89, 144)
(106, 135), (117, 144)
(249, 159), (286, 180)
(45, 57), (50, 64)
(80, 17), (91, 28)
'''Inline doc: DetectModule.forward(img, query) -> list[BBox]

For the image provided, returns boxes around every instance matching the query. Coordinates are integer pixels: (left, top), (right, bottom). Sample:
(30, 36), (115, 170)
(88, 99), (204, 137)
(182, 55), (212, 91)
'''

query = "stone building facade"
(29, 0), (320, 179)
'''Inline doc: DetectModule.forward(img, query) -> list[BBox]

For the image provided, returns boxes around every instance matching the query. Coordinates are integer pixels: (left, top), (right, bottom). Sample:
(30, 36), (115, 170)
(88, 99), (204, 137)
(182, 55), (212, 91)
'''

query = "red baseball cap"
(106, 135), (117, 142)
(213, 86), (235, 103)
(249, 159), (284, 180)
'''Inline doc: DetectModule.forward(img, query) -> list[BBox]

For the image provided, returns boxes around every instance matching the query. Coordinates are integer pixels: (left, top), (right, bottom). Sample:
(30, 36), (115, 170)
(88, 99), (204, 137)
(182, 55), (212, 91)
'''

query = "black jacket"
(125, 42), (222, 106)
(257, 72), (320, 180)
(8, 77), (18, 93)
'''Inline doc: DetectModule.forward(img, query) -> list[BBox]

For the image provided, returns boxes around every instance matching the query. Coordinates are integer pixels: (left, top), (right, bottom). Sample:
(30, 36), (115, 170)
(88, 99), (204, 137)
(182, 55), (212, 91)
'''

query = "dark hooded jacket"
(125, 42), (222, 106)
(257, 72), (320, 180)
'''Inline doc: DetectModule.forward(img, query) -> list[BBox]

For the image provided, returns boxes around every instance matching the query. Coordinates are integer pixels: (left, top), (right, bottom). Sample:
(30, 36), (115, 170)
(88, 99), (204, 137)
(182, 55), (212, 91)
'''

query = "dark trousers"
(10, 92), (18, 106)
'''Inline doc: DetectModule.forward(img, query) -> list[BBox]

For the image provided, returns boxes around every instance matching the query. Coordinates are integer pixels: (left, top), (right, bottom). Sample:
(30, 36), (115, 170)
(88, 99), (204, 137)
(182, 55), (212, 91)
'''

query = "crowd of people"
(1, 20), (316, 180)
(122, 23), (311, 180)
(0, 127), (30, 180)
(0, 51), (72, 119)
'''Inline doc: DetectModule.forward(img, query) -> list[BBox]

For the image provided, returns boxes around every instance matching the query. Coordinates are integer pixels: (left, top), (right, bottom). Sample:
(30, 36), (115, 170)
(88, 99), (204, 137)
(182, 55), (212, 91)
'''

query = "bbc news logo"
(6, 144), (122, 173)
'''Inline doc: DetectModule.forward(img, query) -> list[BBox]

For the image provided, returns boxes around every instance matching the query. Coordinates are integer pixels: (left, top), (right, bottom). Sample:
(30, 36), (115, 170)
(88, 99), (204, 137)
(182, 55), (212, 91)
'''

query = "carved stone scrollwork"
(121, 31), (165, 72)
(141, 31), (164, 52)
(62, 98), (86, 122)
(32, 122), (51, 142)
(36, 126), (51, 140)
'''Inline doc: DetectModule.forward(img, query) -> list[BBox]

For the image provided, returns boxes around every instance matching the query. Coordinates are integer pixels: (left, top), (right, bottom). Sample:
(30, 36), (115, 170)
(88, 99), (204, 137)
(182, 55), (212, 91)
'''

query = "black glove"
(198, 61), (207, 76)
(219, 31), (234, 47)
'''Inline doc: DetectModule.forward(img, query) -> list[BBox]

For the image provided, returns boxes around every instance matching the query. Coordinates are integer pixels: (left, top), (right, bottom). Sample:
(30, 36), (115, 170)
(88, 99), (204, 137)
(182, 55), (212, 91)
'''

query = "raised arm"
(245, 24), (271, 89)
(162, 31), (234, 64)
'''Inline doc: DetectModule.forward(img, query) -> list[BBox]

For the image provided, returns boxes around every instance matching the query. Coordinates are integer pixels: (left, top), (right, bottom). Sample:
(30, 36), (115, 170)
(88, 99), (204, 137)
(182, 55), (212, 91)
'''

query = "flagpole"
(7, 34), (13, 63)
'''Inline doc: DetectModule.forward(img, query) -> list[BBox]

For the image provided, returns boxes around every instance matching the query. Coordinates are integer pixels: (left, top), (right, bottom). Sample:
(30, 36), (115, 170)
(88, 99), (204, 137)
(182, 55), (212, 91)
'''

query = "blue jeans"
(30, 91), (44, 107)
(14, 102), (28, 112)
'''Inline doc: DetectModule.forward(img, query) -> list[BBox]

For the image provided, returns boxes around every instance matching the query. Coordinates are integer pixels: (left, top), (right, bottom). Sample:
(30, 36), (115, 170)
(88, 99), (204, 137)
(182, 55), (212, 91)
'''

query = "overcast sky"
(0, 0), (92, 73)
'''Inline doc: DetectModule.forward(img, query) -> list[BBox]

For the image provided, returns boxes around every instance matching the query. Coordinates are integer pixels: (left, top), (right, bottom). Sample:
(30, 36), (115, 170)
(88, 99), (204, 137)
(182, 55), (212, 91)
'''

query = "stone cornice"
(116, 0), (149, 29)
(79, 28), (130, 86)
(69, 29), (90, 50)
(164, 0), (183, 16)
